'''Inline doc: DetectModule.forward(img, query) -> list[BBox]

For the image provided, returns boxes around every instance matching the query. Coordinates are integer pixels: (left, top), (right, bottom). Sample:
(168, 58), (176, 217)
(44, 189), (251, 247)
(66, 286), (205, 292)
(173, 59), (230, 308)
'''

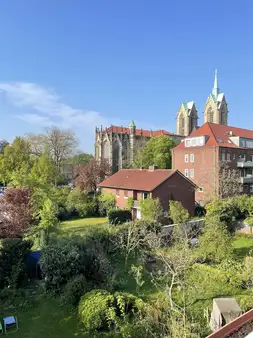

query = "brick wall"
(152, 172), (195, 216)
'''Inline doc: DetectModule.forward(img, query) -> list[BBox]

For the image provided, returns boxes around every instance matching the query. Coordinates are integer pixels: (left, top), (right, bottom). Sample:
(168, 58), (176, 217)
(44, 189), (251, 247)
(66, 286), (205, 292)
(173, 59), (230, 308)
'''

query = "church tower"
(176, 101), (198, 136)
(204, 70), (228, 125)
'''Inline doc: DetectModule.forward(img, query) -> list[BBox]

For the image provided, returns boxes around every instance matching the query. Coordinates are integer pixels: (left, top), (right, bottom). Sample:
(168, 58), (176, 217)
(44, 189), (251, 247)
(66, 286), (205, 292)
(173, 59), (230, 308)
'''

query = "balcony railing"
(237, 161), (253, 168)
(240, 175), (253, 184)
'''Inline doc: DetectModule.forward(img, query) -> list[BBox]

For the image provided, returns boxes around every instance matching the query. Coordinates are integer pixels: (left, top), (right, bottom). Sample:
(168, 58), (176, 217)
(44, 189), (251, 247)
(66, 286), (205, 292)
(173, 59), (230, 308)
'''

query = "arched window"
(179, 115), (185, 135)
(103, 140), (109, 159)
(221, 109), (227, 125)
(207, 107), (214, 123)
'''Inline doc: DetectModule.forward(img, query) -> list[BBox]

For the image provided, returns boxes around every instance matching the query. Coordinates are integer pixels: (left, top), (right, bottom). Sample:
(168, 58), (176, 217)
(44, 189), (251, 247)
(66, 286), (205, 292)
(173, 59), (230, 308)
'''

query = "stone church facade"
(95, 70), (228, 172)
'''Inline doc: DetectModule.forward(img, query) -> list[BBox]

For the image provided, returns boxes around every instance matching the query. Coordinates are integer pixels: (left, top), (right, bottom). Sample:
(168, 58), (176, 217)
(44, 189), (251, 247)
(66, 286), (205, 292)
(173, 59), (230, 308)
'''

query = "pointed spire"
(129, 120), (136, 127)
(212, 69), (219, 98)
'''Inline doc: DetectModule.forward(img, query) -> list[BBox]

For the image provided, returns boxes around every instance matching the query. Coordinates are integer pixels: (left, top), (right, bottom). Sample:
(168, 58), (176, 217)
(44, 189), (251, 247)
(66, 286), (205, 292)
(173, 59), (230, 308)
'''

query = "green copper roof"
(129, 120), (136, 127)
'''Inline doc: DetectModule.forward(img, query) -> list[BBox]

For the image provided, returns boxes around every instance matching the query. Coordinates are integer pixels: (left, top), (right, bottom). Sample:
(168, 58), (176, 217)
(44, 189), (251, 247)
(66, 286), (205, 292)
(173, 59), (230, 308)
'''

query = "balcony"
(237, 161), (253, 168)
(240, 175), (253, 184)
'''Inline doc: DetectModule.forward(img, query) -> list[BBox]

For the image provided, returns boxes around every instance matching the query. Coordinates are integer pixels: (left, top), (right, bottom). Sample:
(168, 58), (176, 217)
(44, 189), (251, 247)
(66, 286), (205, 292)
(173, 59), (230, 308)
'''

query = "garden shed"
(210, 298), (242, 331)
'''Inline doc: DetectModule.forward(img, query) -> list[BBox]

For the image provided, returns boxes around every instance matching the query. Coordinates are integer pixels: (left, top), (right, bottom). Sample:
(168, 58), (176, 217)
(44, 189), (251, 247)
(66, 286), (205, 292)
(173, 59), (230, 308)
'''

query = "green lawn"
(57, 217), (108, 237)
(233, 234), (253, 259)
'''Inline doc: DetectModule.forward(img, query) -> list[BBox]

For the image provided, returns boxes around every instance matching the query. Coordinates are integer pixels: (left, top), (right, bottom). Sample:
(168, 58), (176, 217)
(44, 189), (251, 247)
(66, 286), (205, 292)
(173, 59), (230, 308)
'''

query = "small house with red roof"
(172, 122), (253, 203)
(98, 167), (196, 219)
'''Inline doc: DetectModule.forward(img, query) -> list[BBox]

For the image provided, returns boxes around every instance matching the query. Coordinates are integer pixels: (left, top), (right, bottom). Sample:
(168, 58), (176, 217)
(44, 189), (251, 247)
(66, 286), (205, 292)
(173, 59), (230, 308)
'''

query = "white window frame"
(185, 154), (189, 163)
(221, 151), (226, 161)
(227, 152), (231, 162)
(116, 189), (120, 197)
(190, 168), (194, 178)
(184, 169), (189, 178)
(190, 154), (194, 163)
(124, 190), (128, 199)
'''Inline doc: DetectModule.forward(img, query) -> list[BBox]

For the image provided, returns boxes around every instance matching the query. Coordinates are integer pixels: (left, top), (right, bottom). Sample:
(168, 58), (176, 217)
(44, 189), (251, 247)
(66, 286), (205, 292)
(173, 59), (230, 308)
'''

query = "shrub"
(196, 216), (233, 263)
(66, 188), (98, 218)
(139, 198), (163, 222)
(126, 197), (134, 210)
(98, 193), (116, 216)
(108, 209), (132, 225)
(78, 289), (115, 332)
(78, 289), (147, 333)
(169, 200), (190, 225)
(61, 275), (87, 306)
(40, 241), (86, 293)
(0, 238), (32, 289)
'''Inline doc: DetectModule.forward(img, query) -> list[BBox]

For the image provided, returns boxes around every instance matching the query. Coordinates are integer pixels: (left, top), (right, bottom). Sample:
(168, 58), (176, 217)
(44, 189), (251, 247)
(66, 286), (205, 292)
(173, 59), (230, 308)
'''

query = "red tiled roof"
(99, 169), (179, 191)
(173, 122), (253, 150)
(102, 125), (174, 137)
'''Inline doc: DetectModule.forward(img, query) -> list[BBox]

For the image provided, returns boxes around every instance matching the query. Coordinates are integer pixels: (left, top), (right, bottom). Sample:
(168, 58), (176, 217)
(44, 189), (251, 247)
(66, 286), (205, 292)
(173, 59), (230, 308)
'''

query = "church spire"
(212, 69), (219, 98)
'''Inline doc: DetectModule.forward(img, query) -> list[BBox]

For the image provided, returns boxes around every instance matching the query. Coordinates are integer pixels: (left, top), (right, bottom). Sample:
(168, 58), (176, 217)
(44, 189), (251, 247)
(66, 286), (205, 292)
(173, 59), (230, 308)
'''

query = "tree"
(75, 159), (111, 192)
(38, 198), (59, 246)
(169, 201), (190, 225)
(139, 198), (163, 221)
(0, 137), (32, 186)
(27, 126), (78, 171)
(196, 216), (233, 263)
(0, 188), (32, 238)
(134, 136), (176, 169)
(201, 161), (242, 201)
(67, 153), (93, 165)
(0, 140), (9, 154)
(29, 151), (56, 187)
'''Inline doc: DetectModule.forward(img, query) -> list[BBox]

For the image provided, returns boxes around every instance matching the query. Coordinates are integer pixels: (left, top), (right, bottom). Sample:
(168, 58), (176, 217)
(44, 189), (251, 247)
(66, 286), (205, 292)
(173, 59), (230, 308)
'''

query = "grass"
(56, 216), (108, 237)
(4, 220), (253, 337)
(0, 294), (87, 338)
(232, 234), (253, 259)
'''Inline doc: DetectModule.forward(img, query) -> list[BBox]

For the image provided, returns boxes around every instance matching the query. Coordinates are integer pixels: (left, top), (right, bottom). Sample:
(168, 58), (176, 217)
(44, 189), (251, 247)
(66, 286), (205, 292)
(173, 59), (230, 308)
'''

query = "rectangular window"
(185, 154), (189, 163)
(190, 154), (194, 163)
(142, 192), (148, 200)
(184, 169), (189, 178)
(190, 168), (194, 178)
(124, 190), (128, 199)
(227, 153), (231, 161)
(221, 151), (226, 161)
(116, 189), (120, 197)
(251, 155), (253, 162)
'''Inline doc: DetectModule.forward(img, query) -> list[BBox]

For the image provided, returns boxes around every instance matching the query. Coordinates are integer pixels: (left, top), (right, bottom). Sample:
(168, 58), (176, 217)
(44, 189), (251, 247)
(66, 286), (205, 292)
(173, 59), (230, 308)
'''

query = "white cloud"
(0, 82), (109, 152)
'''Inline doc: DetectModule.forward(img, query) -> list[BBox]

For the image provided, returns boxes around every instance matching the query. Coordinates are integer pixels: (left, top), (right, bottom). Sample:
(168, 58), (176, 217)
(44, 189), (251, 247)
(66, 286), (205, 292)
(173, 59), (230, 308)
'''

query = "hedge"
(108, 209), (132, 225)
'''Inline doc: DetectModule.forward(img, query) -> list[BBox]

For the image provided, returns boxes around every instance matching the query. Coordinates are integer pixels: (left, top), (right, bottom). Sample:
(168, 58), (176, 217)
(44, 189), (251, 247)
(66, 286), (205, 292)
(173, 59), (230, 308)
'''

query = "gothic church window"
(179, 114), (185, 135)
(207, 107), (214, 123)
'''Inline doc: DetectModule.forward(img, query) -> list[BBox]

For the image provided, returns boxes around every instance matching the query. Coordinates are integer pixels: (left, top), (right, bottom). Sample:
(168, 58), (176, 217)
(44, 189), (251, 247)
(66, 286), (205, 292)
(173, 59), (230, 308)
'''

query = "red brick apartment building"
(98, 168), (196, 219)
(172, 122), (253, 204)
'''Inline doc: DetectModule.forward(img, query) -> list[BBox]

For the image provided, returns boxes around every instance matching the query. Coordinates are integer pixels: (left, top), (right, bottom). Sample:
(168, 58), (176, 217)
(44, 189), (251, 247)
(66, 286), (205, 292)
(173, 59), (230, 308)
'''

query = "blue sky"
(0, 0), (253, 152)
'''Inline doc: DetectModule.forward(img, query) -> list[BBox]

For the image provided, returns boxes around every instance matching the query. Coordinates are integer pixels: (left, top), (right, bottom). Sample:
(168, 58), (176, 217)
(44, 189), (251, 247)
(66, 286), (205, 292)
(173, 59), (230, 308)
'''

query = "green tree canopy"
(196, 216), (233, 263)
(0, 137), (33, 186)
(134, 135), (176, 169)
(169, 200), (190, 225)
(67, 153), (93, 165)
(139, 198), (163, 221)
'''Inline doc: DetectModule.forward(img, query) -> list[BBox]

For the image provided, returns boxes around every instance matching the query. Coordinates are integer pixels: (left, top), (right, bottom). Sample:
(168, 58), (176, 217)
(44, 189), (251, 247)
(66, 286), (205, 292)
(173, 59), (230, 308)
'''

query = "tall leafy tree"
(38, 198), (59, 246)
(134, 135), (176, 169)
(0, 137), (33, 186)
(29, 152), (56, 187)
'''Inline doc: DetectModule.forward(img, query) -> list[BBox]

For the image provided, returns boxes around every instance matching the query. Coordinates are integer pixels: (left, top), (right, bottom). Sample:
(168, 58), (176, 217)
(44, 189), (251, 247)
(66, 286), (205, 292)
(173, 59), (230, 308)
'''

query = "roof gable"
(173, 122), (253, 150)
